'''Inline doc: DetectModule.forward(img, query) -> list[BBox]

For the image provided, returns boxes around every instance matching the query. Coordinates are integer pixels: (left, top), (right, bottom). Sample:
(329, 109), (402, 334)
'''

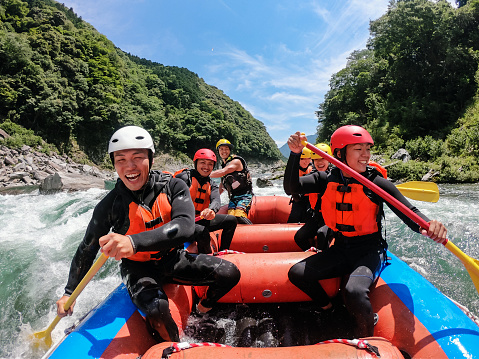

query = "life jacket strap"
(145, 216), (163, 229)
(336, 184), (351, 193)
(336, 203), (353, 211)
(336, 224), (355, 232)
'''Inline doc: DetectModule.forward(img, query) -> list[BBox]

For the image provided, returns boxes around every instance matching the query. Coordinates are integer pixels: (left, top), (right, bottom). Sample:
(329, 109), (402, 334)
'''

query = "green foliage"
(405, 136), (446, 162)
(436, 155), (479, 182)
(0, 119), (56, 152)
(386, 160), (434, 182)
(317, 0), (479, 183)
(0, 0), (282, 165)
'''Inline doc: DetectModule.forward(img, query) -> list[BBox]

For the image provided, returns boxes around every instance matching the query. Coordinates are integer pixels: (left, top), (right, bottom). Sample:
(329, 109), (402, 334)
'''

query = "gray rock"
(39, 173), (63, 194)
(392, 149), (411, 162)
(4, 156), (16, 166)
(47, 159), (64, 171)
(256, 177), (273, 188)
(0, 129), (10, 140)
(9, 172), (30, 180)
(422, 169), (439, 182)
(82, 164), (93, 173)
(22, 176), (34, 185)
(58, 172), (106, 191)
(33, 170), (50, 181)
(14, 162), (27, 171)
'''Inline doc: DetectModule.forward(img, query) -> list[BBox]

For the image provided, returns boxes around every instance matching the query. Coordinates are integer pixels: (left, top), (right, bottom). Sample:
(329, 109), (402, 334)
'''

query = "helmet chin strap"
(336, 147), (350, 179)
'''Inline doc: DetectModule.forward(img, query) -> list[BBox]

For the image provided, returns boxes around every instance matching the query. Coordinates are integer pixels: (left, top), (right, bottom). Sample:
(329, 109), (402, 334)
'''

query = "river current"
(0, 178), (478, 358)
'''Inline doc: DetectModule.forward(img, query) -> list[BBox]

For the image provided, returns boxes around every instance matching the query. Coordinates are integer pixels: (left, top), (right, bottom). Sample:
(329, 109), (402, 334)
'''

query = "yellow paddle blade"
(445, 241), (479, 294)
(30, 315), (60, 349)
(395, 181), (439, 203)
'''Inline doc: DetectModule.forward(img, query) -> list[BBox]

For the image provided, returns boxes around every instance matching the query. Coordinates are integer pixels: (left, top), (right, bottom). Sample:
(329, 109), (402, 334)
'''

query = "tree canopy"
(316, 0), (479, 182)
(0, 0), (282, 164)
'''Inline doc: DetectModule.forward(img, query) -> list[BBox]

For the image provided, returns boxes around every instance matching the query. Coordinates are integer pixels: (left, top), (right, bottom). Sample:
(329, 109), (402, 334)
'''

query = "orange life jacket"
(189, 176), (211, 215)
(308, 192), (320, 210)
(174, 168), (212, 215)
(368, 161), (387, 179)
(126, 192), (172, 261)
(321, 181), (379, 237)
(299, 165), (312, 177)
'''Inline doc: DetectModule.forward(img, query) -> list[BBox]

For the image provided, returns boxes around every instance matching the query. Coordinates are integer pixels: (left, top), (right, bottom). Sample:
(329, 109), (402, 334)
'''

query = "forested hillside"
(316, 0), (479, 183)
(0, 0), (282, 165)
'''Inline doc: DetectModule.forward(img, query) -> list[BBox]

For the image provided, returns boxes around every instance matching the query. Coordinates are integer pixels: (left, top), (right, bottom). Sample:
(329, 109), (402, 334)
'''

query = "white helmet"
(108, 126), (155, 154)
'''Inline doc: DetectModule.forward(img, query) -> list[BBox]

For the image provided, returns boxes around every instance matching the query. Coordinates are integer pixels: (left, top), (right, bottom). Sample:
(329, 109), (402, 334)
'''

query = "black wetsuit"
(283, 152), (430, 337)
(291, 168), (331, 251)
(63, 171), (240, 341)
(175, 169), (237, 253)
(287, 164), (312, 223)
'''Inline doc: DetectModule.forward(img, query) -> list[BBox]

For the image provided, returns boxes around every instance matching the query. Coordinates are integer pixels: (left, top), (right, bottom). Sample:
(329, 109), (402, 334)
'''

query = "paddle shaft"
(46, 253), (109, 335)
(301, 141), (445, 244)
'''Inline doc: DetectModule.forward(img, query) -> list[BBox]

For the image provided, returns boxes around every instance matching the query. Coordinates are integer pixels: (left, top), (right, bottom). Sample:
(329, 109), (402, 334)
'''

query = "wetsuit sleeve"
(209, 179), (221, 213)
(283, 151), (326, 195)
(130, 178), (195, 252)
(373, 176), (430, 233)
(64, 191), (117, 295)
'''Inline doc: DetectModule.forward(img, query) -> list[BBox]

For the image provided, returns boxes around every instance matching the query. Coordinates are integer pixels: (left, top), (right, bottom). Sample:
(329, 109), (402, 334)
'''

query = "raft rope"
(160, 339), (381, 358)
(447, 295), (479, 327)
(213, 249), (246, 255)
(317, 338), (381, 357)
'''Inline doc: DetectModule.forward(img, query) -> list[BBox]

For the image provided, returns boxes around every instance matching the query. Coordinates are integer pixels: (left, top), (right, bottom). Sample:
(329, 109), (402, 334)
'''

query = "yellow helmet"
(216, 138), (233, 150)
(300, 147), (312, 159)
(310, 143), (332, 159)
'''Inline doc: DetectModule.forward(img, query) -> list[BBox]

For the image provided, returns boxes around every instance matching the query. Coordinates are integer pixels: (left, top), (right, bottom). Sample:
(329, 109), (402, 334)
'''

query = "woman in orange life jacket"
(55, 126), (240, 343)
(291, 143), (332, 251)
(175, 149), (237, 254)
(210, 139), (254, 224)
(284, 125), (447, 338)
(286, 147), (313, 223)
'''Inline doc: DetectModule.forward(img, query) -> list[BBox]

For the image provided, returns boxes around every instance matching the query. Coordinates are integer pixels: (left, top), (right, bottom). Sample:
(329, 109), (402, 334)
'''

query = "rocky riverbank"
(0, 144), (115, 194)
(0, 142), (287, 194)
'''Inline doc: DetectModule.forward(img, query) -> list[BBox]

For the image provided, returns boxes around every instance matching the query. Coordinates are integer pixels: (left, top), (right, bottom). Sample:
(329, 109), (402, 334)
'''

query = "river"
(0, 178), (478, 358)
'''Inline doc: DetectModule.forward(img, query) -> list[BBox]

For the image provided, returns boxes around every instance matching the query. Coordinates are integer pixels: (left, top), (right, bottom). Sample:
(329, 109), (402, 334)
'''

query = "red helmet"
(330, 125), (374, 154)
(193, 148), (217, 164)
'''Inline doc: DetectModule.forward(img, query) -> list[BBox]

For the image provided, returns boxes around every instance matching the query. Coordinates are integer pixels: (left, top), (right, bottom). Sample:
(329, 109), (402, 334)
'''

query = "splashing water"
(1, 181), (478, 358)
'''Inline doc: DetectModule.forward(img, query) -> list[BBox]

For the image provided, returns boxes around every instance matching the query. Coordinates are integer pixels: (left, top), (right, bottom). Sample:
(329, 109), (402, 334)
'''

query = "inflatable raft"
(42, 196), (479, 359)
(43, 250), (479, 359)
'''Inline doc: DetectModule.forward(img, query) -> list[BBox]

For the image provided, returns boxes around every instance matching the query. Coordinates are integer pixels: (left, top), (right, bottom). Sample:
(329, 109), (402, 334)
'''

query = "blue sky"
(60, 0), (452, 147)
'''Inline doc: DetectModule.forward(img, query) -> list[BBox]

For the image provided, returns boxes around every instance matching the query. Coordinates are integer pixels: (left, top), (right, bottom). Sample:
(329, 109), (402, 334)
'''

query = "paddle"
(395, 181), (439, 203)
(31, 253), (109, 349)
(301, 139), (479, 295)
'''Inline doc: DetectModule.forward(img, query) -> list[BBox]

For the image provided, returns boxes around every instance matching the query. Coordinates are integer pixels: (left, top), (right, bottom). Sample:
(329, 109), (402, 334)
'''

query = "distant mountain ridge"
(279, 134), (317, 158)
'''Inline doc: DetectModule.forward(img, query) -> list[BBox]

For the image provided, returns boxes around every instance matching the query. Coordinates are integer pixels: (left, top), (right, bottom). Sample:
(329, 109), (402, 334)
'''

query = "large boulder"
(39, 172), (63, 194)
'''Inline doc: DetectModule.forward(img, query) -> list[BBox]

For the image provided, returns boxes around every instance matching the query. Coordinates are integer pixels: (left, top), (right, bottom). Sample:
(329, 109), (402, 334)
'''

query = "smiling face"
(343, 143), (371, 175)
(196, 158), (215, 177)
(299, 157), (311, 168)
(312, 158), (329, 172)
(114, 148), (150, 191)
(217, 145), (231, 161)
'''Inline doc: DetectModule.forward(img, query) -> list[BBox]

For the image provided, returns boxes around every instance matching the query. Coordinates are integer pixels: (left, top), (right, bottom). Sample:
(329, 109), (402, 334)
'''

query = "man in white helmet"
(55, 126), (240, 342)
